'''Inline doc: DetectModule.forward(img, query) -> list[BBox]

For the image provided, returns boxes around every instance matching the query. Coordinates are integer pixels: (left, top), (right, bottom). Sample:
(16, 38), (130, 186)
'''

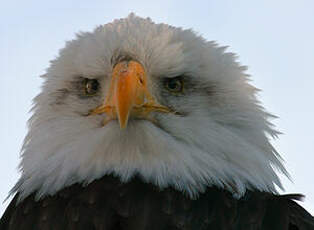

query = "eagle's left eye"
(84, 79), (99, 96)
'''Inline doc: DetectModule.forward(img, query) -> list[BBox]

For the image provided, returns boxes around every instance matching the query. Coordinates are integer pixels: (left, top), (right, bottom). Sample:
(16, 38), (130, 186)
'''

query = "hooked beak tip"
(119, 119), (128, 129)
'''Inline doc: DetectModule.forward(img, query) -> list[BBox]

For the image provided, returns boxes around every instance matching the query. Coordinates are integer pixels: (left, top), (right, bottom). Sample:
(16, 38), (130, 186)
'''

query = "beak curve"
(114, 61), (146, 128)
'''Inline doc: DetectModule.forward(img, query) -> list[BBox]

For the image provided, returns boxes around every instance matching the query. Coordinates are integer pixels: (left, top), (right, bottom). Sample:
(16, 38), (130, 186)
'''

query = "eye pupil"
(168, 80), (178, 89)
(91, 81), (99, 91)
(85, 79), (99, 95)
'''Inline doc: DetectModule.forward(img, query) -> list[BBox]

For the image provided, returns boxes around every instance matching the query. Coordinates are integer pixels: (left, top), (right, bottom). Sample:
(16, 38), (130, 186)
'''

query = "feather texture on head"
(12, 13), (288, 201)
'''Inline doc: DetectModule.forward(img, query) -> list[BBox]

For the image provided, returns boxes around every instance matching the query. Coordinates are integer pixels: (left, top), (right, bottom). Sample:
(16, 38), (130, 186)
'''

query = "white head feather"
(12, 14), (288, 201)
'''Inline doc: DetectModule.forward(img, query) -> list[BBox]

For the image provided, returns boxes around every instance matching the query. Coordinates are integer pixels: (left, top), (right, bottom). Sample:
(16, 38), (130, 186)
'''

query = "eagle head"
(12, 14), (288, 201)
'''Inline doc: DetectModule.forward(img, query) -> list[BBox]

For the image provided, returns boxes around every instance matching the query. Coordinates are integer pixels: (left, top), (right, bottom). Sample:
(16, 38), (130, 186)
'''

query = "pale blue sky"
(1, 0), (314, 216)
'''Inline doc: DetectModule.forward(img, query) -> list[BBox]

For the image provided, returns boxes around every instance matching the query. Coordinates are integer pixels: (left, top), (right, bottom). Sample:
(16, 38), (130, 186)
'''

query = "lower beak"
(89, 60), (171, 128)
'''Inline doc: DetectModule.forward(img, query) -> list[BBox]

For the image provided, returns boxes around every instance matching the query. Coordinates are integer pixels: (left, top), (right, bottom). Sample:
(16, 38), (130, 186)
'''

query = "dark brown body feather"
(1, 175), (314, 230)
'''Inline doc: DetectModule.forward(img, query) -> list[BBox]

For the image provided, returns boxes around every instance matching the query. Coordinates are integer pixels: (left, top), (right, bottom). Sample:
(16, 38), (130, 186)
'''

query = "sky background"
(1, 0), (313, 216)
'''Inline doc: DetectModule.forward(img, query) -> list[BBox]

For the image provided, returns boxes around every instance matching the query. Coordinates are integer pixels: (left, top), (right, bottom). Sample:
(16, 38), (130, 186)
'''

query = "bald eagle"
(1, 14), (313, 230)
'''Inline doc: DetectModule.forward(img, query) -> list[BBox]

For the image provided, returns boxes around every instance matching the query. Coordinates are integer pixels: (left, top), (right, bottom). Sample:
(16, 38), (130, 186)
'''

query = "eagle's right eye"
(164, 77), (184, 94)
(84, 78), (99, 96)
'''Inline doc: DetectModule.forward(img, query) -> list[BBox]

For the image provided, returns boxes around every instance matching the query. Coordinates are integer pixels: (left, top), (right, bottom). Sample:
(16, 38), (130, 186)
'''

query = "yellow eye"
(164, 77), (184, 93)
(84, 79), (99, 95)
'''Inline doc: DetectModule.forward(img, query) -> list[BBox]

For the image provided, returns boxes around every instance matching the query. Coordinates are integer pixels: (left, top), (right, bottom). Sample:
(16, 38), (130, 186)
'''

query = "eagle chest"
(1, 176), (307, 230)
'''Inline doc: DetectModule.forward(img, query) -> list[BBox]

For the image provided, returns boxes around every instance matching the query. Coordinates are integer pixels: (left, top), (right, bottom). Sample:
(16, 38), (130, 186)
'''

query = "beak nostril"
(139, 78), (144, 85)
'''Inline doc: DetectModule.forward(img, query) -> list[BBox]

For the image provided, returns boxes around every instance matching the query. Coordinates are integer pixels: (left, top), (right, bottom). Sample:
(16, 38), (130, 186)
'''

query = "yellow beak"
(89, 60), (171, 128)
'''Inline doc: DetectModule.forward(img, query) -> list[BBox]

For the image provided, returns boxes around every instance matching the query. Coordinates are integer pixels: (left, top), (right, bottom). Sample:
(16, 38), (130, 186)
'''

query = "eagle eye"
(164, 77), (184, 93)
(84, 78), (99, 96)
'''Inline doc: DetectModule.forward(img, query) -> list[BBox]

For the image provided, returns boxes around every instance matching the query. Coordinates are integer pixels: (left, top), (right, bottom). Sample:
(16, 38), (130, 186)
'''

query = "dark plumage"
(1, 175), (314, 230)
